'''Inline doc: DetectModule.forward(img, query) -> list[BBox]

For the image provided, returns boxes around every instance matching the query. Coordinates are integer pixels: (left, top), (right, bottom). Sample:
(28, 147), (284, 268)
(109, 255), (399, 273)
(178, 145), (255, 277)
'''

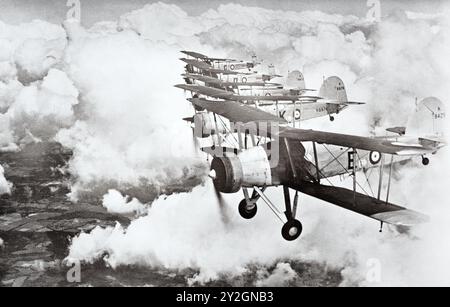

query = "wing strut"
(254, 186), (285, 222)
(353, 148), (357, 205)
(283, 186), (293, 220)
(213, 113), (221, 147)
(377, 155), (385, 200)
(312, 142), (320, 183)
(284, 138), (297, 178)
(386, 155), (394, 204)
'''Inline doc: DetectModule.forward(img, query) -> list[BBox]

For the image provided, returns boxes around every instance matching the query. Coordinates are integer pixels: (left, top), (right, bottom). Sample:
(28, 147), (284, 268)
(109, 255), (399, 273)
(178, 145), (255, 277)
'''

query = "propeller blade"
(213, 184), (230, 224)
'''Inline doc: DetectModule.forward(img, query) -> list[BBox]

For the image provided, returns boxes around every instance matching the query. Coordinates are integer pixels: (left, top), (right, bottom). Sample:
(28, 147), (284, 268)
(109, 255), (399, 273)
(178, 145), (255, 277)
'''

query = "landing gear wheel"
(422, 157), (430, 166)
(329, 116), (335, 122)
(281, 219), (303, 241)
(238, 199), (257, 219)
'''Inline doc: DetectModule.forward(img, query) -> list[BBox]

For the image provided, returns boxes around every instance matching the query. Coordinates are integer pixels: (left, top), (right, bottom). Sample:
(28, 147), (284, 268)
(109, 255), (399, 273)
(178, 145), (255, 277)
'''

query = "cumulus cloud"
(0, 20), (66, 83)
(7, 68), (79, 142)
(67, 182), (304, 284)
(55, 21), (208, 200)
(63, 3), (450, 286)
(1, 2), (449, 286)
(255, 262), (299, 286)
(0, 164), (13, 195)
(102, 189), (146, 216)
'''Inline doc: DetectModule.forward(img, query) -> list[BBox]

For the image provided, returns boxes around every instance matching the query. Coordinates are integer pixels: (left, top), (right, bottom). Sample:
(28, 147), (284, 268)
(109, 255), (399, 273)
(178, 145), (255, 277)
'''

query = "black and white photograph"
(0, 0), (448, 291)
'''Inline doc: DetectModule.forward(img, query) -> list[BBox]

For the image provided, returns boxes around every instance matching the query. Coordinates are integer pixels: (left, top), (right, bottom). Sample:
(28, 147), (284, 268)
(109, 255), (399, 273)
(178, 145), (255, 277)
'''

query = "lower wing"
(292, 181), (429, 227)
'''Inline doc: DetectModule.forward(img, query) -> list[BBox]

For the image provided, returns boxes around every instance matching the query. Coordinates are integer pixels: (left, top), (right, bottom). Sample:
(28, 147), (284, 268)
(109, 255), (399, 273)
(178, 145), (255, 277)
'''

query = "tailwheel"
(238, 199), (257, 219)
(422, 157), (430, 166)
(281, 219), (303, 241)
(329, 115), (335, 122)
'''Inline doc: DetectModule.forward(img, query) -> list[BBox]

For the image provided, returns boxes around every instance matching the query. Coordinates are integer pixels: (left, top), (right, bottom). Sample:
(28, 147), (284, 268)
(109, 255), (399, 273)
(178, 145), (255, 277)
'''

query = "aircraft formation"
(175, 50), (446, 241)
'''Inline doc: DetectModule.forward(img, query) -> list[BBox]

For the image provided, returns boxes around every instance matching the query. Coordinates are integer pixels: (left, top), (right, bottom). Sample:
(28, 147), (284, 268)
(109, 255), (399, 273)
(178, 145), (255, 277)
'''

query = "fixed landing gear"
(238, 199), (257, 219)
(282, 219), (303, 241)
(240, 186), (303, 241)
(329, 115), (335, 122)
(422, 156), (430, 166)
(281, 186), (303, 241)
(238, 188), (262, 219)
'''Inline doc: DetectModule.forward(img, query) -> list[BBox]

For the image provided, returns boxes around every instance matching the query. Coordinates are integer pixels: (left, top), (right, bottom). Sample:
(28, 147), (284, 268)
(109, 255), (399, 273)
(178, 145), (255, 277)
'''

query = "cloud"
(0, 163), (13, 195)
(102, 189), (146, 216)
(55, 21), (208, 200)
(255, 262), (299, 286)
(1, 2), (449, 286)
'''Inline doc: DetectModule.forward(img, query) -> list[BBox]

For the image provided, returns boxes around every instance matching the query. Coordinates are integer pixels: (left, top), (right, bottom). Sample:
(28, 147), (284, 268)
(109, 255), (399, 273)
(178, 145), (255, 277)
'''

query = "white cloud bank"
(0, 2), (449, 286)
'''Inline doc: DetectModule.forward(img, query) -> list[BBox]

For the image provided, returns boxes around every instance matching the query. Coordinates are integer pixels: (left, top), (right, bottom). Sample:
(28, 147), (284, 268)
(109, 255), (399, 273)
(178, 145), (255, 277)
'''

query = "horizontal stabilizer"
(419, 136), (446, 148)
(344, 101), (365, 105)
(293, 182), (428, 226)
(386, 126), (406, 135)
(325, 100), (365, 105)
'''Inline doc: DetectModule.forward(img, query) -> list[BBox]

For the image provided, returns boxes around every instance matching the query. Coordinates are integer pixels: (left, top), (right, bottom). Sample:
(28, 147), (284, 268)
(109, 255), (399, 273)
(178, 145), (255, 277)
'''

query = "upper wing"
(293, 181), (428, 226)
(182, 73), (219, 84)
(182, 73), (281, 87)
(325, 100), (365, 105)
(176, 83), (320, 102)
(227, 94), (323, 102)
(181, 51), (234, 62)
(188, 98), (287, 123)
(175, 84), (234, 99)
(180, 58), (213, 70)
(180, 58), (240, 75)
(279, 127), (436, 156)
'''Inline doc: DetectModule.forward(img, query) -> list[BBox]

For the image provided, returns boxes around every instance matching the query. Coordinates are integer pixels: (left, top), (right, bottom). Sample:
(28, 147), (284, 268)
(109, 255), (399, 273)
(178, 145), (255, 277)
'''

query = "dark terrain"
(0, 142), (341, 287)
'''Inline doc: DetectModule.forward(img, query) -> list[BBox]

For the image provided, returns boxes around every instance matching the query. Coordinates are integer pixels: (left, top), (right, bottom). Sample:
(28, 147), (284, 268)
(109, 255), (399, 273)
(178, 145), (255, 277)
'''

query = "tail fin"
(251, 54), (258, 65)
(319, 76), (348, 103)
(286, 70), (306, 90)
(407, 97), (446, 137)
(268, 64), (276, 76)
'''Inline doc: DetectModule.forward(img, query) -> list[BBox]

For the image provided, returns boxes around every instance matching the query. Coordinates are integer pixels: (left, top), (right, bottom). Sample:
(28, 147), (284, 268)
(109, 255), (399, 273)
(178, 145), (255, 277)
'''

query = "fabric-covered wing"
(183, 73), (280, 87)
(181, 50), (210, 60)
(229, 94), (322, 102)
(174, 84), (234, 99)
(180, 58), (213, 70)
(188, 98), (287, 124)
(184, 97), (435, 156)
(180, 58), (239, 75)
(325, 100), (365, 105)
(182, 73), (220, 83)
(279, 127), (435, 156)
(294, 182), (429, 226)
(181, 50), (235, 61)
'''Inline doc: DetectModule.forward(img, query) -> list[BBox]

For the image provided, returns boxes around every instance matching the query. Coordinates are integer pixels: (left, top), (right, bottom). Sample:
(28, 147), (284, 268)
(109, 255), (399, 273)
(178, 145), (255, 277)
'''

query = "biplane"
(182, 50), (260, 72)
(181, 73), (283, 88)
(237, 70), (313, 96)
(181, 95), (445, 241)
(176, 74), (364, 123)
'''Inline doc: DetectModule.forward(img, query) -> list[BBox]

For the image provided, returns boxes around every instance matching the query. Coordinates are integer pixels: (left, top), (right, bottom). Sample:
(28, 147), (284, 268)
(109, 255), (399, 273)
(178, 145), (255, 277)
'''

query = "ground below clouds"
(0, 142), (341, 287)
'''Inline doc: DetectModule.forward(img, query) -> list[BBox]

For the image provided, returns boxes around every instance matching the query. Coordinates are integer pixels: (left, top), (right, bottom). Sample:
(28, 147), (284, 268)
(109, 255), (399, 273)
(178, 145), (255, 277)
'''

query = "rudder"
(319, 76), (348, 103)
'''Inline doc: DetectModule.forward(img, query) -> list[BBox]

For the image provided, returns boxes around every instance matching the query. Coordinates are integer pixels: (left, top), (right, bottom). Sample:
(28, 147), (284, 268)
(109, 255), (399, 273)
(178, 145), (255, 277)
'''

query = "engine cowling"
(210, 146), (273, 193)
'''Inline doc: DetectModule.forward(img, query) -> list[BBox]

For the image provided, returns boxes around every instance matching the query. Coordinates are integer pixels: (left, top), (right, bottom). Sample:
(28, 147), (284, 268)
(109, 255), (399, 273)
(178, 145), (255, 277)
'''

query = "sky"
(0, 0), (447, 26)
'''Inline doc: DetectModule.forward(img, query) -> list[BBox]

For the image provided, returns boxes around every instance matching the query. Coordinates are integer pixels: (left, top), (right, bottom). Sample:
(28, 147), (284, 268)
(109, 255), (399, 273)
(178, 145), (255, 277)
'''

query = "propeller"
(209, 169), (230, 225)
